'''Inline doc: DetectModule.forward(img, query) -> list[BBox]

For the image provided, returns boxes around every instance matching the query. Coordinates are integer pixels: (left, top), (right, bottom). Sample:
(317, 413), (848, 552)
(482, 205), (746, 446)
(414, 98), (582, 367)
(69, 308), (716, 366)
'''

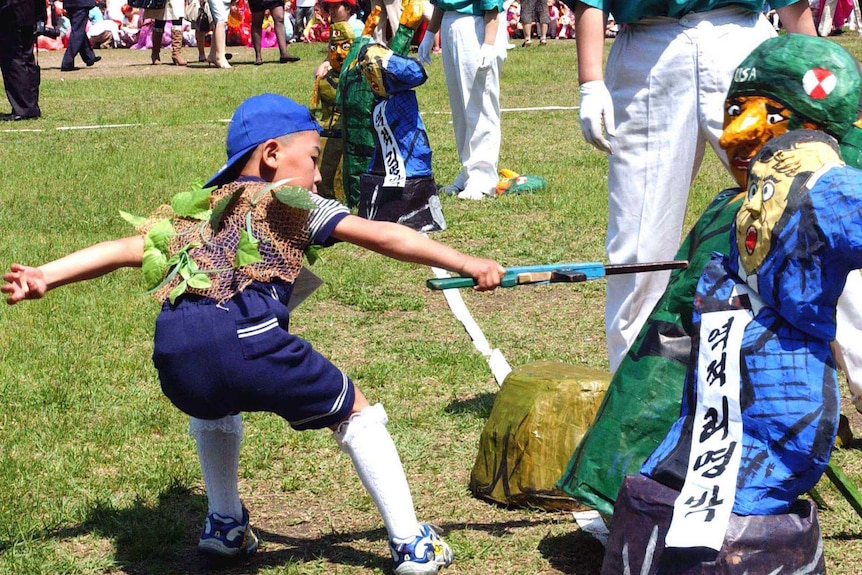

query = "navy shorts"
(152, 281), (355, 430)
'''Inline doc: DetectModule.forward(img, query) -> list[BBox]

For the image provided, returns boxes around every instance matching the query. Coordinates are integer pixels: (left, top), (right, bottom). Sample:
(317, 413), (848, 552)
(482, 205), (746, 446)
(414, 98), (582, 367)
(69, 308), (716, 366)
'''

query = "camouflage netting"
(139, 181), (311, 303)
(470, 361), (610, 510)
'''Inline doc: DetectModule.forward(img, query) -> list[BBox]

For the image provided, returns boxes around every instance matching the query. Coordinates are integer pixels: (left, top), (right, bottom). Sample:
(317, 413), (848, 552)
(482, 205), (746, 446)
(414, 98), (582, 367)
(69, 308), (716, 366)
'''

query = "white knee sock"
(189, 414), (244, 521)
(334, 404), (421, 543)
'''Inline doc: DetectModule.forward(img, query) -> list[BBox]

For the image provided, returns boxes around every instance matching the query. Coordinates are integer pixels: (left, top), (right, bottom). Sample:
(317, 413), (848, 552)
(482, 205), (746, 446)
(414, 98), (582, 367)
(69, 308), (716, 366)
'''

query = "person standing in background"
(60, 0), (99, 70)
(571, 0), (815, 371)
(294, 0), (314, 39)
(418, 1), (508, 200)
(249, 0), (299, 64)
(206, 0), (232, 67)
(0, 0), (42, 120)
(145, 0), (186, 65)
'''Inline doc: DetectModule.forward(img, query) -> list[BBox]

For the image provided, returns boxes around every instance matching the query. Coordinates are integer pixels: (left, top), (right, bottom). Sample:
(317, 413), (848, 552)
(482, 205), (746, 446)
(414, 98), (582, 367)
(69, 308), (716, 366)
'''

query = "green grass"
(2, 36), (862, 574)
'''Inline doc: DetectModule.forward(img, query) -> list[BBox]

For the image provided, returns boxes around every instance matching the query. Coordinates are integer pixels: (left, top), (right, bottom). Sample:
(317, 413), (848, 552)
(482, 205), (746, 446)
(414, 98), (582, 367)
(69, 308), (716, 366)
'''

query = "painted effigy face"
(327, 22), (354, 72)
(358, 43), (391, 98)
(719, 95), (792, 188)
(735, 139), (842, 274)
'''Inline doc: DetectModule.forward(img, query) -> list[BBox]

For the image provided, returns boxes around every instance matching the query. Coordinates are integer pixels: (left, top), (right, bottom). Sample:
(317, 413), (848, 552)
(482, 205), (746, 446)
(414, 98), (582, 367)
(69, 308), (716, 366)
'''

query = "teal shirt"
(577, 0), (798, 24)
(431, 0), (503, 17)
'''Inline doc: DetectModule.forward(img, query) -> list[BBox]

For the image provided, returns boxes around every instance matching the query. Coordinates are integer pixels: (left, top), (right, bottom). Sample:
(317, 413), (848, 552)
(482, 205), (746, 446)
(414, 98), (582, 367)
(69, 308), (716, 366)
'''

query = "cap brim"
(204, 146), (256, 189)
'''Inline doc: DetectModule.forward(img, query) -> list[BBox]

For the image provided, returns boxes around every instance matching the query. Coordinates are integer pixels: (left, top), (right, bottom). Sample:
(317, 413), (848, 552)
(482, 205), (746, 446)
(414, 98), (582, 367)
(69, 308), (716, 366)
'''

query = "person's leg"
(372, 0), (387, 42)
(170, 18), (186, 65)
(61, 7), (88, 69)
(522, 22), (533, 43)
(80, 18), (98, 65)
(151, 19), (165, 64)
(251, 10), (264, 63)
(195, 27), (207, 60)
(450, 13), (504, 200)
(603, 24), (701, 371)
(190, 414), (259, 557)
(191, 414), (244, 521)
(0, 24), (40, 118)
(207, 0), (231, 67)
(209, 21), (231, 66)
(440, 13), (470, 193)
(380, 0), (402, 41)
(271, 5), (289, 58)
(519, 0), (534, 44)
(333, 389), (452, 574)
(819, 0), (839, 35)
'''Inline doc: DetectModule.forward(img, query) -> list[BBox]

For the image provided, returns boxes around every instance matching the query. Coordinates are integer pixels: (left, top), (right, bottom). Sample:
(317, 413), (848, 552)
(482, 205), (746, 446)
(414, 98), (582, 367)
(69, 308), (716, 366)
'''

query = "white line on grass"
(424, 105), (579, 115)
(2, 119), (230, 134)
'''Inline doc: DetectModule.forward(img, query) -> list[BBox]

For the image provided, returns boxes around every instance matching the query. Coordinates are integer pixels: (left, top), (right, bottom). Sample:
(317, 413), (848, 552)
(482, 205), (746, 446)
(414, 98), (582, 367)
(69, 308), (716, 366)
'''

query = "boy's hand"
(2, 264), (48, 305)
(461, 257), (505, 292)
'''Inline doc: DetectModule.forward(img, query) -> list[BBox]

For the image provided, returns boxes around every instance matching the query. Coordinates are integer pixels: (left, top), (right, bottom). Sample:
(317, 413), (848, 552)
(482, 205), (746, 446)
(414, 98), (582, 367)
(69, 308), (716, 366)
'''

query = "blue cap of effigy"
(205, 93), (321, 188)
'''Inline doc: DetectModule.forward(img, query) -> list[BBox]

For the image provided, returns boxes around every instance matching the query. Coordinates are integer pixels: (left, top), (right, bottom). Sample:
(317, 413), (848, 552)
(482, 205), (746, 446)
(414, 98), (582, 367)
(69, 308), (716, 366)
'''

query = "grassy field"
(2, 34), (862, 574)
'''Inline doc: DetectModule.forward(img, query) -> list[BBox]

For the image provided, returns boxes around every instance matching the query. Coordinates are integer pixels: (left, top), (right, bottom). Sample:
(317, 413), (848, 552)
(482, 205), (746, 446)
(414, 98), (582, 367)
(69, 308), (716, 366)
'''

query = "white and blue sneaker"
(197, 507), (260, 558)
(389, 523), (453, 575)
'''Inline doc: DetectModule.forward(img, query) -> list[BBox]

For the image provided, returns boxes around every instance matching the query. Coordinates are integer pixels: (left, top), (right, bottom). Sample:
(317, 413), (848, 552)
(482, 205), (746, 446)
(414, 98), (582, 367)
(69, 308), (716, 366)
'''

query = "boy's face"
(272, 130), (322, 193)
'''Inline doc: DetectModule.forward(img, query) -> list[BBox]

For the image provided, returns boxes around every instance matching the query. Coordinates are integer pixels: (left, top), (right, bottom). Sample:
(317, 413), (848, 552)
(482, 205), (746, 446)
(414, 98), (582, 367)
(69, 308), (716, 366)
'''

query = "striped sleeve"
(307, 194), (351, 246)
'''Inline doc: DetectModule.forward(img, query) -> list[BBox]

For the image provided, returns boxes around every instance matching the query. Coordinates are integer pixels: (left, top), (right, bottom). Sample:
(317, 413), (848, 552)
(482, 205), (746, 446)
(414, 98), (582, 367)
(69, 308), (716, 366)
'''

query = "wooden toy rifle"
(427, 260), (689, 290)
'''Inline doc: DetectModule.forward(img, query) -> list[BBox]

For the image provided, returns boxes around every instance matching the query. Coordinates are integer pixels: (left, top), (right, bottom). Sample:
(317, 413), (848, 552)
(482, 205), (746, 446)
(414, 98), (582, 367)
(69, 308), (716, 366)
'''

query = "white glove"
(578, 80), (616, 154)
(477, 43), (496, 70)
(418, 31), (435, 66)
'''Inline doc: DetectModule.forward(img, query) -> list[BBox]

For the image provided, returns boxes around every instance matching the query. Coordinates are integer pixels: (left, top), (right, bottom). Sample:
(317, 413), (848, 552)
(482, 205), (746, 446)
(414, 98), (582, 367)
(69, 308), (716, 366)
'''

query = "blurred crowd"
(34, 0), (377, 51)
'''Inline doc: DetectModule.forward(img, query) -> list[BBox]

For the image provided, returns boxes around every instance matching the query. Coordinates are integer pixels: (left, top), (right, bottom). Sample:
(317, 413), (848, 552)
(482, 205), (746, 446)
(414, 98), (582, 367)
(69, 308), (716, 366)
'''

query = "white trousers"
(372, 0), (402, 43)
(603, 7), (776, 371)
(440, 11), (508, 195)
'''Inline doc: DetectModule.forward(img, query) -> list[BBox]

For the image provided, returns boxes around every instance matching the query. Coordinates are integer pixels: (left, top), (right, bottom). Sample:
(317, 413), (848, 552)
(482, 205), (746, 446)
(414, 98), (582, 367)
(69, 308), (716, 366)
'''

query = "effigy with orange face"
(310, 21), (356, 203)
(601, 129), (862, 573)
(559, 34), (862, 531)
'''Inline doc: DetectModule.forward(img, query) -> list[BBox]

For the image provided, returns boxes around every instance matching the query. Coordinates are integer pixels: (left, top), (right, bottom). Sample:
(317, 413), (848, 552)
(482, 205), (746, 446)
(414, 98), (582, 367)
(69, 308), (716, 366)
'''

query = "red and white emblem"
(802, 68), (837, 99)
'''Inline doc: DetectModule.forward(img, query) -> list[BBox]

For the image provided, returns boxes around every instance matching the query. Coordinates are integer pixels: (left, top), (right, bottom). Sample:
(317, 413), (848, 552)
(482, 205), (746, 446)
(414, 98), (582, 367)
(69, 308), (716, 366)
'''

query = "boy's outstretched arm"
(331, 215), (505, 291)
(3, 236), (144, 305)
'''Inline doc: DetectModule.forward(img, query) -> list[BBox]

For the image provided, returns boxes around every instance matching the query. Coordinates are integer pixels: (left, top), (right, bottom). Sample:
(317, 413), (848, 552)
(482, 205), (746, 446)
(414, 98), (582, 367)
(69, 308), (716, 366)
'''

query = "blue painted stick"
(426, 260), (688, 290)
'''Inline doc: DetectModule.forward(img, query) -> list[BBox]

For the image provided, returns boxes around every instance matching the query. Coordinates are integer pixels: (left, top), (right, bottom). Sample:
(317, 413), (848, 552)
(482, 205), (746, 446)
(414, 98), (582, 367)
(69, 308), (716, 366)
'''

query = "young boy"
(2, 93), (505, 575)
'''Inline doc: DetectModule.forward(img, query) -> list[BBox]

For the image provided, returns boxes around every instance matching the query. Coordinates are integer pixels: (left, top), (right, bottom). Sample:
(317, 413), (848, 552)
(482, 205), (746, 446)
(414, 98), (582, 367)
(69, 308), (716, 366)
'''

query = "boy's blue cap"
(205, 93), (321, 188)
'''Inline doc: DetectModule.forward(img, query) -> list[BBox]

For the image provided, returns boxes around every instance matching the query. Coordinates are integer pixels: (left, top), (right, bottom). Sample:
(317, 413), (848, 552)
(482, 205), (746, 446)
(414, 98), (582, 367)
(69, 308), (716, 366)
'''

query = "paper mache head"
(732, 129), (862, 341)
(728, 35), (861, 140)
(721, 35), (862, 187)
(327, 21), (355, 72)
(357, 43), (427, 98)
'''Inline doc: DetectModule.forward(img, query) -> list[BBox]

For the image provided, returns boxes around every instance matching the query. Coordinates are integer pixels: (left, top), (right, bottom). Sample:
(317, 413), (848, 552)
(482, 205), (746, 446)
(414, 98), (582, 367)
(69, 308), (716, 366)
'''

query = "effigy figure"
(338, 0), (423, 209)
(604, 129), (855, 574)
(355, 42), (446, 232)
(310, 20), (355, 203)
(558, 34), (862, 519)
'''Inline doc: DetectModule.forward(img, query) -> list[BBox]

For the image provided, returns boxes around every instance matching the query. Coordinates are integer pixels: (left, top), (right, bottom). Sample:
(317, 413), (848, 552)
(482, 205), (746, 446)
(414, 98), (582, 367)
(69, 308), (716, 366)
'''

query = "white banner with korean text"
(665, 308), (751, 551)
(373, 102), (407, 189)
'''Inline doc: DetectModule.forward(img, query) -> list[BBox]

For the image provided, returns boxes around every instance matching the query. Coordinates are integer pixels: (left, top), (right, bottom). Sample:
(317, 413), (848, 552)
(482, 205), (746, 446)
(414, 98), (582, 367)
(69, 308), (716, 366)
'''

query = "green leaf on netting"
(179, 263), (191, 281)
(169, 280), (188, 305)
(210, 186), (245, 231)
(119, 210), (147, 228)
(187, 273), (212, 290)
(305, 245), (321, 266)
(271, 185), (317, 210)
(171, 181), (215, 220)
(235, 229), (263, 268)
(141, 247), (168, 290)
(144, 218), (175, 254)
